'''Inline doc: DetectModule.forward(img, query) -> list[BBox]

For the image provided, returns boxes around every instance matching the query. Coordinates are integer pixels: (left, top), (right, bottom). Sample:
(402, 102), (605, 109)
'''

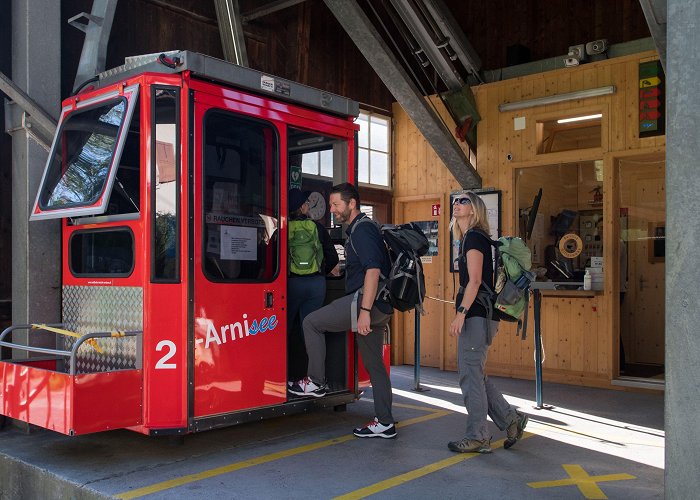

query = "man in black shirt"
(288, 183), (396, 439)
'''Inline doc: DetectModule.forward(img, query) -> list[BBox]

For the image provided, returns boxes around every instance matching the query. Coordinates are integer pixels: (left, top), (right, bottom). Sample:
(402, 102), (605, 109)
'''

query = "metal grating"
(62, 286), (142, 374)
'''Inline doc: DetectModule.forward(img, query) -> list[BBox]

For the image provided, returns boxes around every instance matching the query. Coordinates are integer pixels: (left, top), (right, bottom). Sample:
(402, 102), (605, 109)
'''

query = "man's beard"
(334, 206), (352, 224)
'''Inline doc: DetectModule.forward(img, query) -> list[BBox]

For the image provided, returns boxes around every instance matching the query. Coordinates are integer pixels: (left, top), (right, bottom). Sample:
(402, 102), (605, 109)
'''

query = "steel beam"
(68, 0), (119, 92)
(388, 0), (464, 89)
(639, 0), (667, 70)
(421, 0), (482, 80)
(323, 0), (481, 188)
(214, 0), (249, 66)
(241, 0), (308, 23)
(0, 70), (57, 145)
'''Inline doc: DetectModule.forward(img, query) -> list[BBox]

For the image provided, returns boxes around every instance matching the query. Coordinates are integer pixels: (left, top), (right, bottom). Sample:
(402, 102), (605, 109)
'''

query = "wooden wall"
(392, 50), (665, 388)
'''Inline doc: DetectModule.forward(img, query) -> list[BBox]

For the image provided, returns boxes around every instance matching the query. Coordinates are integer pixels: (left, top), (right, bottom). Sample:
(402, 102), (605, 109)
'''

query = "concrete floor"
(0, 366), (664, 499)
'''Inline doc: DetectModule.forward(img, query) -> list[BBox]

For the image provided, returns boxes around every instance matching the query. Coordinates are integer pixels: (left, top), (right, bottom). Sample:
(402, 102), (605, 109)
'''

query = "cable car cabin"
(0, 51), (388, 436)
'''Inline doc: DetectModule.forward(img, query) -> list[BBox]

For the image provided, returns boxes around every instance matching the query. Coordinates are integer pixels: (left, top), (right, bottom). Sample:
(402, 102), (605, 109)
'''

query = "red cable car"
(0, 52), (388, 436)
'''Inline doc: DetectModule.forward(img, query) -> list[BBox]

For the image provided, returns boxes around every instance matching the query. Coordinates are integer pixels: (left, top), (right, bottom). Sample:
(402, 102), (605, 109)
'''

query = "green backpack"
(470, 230), (535, 338)
(288, 219), (323, 275)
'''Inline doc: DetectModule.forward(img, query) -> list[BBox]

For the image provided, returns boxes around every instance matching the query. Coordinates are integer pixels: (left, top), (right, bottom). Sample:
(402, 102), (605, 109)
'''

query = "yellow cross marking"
(528, 464), (636, 499)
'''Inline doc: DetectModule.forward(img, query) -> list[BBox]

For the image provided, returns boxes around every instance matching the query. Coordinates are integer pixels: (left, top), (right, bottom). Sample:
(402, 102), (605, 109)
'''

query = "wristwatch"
(456, 305), (467, 315)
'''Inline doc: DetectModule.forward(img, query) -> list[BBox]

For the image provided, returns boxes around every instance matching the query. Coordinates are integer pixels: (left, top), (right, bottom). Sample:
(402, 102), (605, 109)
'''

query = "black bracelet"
(360, 306), (372, 313)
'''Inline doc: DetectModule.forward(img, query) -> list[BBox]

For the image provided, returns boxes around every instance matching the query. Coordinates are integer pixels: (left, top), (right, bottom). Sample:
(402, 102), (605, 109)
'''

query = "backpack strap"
(348, 216), (377, 253)
(465, 229), (499, 318)
(347, 216), (392, 305)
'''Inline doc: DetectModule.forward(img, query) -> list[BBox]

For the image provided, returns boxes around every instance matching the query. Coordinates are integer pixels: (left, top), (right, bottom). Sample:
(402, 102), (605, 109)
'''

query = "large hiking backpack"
(288, 219), (323, 275)
(470, 230), (535, 338)
(349, 219), (430, 313)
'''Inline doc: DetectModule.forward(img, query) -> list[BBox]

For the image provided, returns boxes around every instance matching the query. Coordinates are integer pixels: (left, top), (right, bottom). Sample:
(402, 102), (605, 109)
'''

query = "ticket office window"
(202, 111), (279, 282)
(517, 161), (603, 281)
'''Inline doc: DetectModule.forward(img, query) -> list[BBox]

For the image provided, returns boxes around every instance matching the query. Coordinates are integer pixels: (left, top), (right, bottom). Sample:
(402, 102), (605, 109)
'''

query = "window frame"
(357, 110), (391, 189)
(151, 86), (181, 283)
(30, 84), (141, 221)
(200, 109), (281, 284)
(68, 226), (136, 278)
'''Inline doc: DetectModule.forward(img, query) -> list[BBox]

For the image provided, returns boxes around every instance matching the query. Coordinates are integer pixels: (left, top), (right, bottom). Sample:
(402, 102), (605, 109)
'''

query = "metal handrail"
(0, 324), (142, 375)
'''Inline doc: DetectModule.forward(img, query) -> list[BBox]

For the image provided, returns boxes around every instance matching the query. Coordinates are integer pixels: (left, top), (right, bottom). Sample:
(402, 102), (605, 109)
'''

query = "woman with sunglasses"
(448, 191), (528, 453)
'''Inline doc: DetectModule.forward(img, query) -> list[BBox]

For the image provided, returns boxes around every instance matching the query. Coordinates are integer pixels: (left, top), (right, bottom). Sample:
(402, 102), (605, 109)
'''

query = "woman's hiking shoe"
(504, 411), (529, 449)
(353, 417), (397, 439)
(447, 437), (492, 453)
(287, 377), (327, 397)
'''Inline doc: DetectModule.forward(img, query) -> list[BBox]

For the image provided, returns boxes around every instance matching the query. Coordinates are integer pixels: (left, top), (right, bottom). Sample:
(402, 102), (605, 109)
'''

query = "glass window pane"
(153, 88), (179, 281)
(70, 229), (134, 276)
(370, 151), (389, 186)
(358, 148), (369, 183)
(358, 113), (369, 148)
(203, 111), (279, 282)
(301, 152), (319, 175)
(320, 149), (333, 177)
(40, 99), (127, 209)
(370, 115), (389, 152)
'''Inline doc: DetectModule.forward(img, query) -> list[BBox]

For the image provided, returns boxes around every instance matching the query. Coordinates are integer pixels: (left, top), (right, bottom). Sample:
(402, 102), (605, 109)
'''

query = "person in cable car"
(288, 183), (396, 439)
(286, 188), (339, 381)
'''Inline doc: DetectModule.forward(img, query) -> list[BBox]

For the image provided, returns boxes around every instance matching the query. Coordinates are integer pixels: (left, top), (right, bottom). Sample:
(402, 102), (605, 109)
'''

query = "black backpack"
(349, 219), (429, 313)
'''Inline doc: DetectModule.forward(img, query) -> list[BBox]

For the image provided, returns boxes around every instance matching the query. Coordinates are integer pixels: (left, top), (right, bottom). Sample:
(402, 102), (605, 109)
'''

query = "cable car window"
(151, 87), (180, 282)
(69, 228), (135, 277)
(105, 96), (141, 216)
(31, 84), (140, 221)
(40, 99), (126, 209)
(202, 111), (279, 282)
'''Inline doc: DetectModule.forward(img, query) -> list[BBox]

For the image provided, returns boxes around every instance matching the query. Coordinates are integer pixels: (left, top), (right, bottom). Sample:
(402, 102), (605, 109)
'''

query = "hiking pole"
(413, 308), (429, 392)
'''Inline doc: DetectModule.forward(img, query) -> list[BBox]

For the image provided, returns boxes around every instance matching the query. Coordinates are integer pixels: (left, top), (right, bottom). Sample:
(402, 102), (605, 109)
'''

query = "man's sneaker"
(287, 377), (327, 397)
(504, 410), (529, 449)
(447, 437), (492, 454)
(353, 417), (397, 439)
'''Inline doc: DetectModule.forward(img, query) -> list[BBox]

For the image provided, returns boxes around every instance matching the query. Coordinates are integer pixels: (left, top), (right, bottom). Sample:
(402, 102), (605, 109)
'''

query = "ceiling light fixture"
(557, 113), (603, 124)
(499, 86), (615, 112)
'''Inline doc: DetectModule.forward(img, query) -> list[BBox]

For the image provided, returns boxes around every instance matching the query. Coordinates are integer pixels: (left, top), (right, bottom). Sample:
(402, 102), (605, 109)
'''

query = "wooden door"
(395, 198), (443, 368)
(622, 166), (665, 366)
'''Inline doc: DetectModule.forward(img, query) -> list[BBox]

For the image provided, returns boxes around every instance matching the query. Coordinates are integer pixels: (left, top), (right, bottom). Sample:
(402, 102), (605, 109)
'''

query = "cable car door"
(192, 92), (285, 418)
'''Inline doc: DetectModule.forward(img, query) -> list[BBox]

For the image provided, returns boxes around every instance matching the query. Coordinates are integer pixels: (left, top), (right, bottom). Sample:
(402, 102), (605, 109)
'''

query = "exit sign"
(639, 61), (665, 137)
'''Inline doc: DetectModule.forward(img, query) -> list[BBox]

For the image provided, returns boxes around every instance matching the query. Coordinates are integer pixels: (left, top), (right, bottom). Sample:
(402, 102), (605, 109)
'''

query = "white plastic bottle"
(583, 269), (592, 291)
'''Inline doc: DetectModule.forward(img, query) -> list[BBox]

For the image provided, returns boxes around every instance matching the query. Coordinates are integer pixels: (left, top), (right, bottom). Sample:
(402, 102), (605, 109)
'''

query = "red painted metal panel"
(191, 92), (288, 416)
(0, 362), (71, 433)
(71, 370), (143, 435)
(0, 362), (143, 435)
(140, 74), (189, 431)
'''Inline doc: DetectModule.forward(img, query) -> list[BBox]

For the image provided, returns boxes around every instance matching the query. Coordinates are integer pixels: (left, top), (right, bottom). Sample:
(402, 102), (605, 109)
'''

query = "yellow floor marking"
(116, 408), (449, 499)
(333, 433), (534, 500)
(528, 464), (636, 499)
(392, 402), (443, 412)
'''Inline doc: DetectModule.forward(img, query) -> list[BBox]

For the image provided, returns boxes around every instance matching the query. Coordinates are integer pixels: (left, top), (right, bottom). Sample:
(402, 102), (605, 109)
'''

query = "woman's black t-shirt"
(457, 230), (496, 319)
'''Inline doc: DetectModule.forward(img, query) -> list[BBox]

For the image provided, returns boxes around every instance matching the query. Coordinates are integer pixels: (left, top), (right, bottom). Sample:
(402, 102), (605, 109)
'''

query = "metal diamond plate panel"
(62, 286), (142, 374)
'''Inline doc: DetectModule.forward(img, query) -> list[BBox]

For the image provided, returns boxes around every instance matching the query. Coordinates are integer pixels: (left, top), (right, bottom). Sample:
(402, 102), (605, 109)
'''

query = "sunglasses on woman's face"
(453, 197), (471, 205)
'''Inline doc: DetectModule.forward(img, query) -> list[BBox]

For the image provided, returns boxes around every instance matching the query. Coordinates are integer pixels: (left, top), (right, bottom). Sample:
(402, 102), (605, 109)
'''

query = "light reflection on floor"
(392, 383), (665, 469)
